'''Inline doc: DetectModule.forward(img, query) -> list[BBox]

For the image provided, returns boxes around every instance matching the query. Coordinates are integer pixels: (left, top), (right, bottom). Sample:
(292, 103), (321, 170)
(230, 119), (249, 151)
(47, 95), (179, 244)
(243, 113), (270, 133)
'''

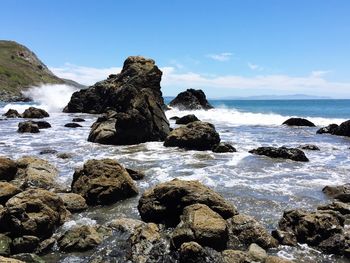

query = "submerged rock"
(0, 157), (17, 181)
(138, 179), (237, 226)
(17, 121), (40, 133)
(64, 123), (82, 128)
(316, 124), (339, 134)
(72, 118), (85, 122)
(212, 142), (237, 153)
(249, 146), (309, 162)
(38, 149), (57, 155)
(169, 89), (213, 110)
(3, 109), (21, 118)
(171, 204), (228, 250)
(164, 121), (220, 151)
(323, 184), (350, 203)
(175, 114), (200, 125)
(71, 159), (138, 205)
(22, 107), (49, 119)
(282, 118), (315, 127)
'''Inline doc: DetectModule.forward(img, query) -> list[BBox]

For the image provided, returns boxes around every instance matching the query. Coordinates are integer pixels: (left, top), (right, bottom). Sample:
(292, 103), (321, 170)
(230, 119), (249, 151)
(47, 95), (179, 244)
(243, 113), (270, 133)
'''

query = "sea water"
(0, 86), (349, 262)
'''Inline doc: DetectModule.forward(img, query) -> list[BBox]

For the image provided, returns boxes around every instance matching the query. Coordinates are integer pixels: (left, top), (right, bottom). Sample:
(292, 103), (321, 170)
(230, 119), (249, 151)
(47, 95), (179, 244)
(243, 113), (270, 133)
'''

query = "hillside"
(0, 40), (83, 101)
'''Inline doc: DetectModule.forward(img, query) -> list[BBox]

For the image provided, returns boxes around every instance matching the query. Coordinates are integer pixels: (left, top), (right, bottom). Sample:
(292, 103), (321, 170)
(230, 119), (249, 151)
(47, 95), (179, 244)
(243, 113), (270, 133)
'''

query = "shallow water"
(0, 102), (349, 262)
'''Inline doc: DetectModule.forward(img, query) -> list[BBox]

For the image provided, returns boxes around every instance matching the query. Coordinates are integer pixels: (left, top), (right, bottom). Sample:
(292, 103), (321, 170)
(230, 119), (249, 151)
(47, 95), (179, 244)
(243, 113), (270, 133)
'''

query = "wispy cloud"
(248, 62), (264, 71)
(50, 63), (122, 85)
(311, 70), (331, 78)
(206, 52), (233, 62)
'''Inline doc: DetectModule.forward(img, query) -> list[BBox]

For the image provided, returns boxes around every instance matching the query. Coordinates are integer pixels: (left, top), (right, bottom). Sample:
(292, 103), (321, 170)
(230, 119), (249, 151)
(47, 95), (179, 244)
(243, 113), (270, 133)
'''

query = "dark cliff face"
(169, 89), (213, 110)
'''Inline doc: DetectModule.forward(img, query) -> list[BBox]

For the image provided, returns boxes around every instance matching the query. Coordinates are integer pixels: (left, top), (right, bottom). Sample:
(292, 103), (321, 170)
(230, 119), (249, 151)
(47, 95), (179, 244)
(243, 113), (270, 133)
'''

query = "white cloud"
(311, 70), (331, 78)
(50, 63), (122, 85)
(248, 62), (263, 71)
(206, 52), (233, 62)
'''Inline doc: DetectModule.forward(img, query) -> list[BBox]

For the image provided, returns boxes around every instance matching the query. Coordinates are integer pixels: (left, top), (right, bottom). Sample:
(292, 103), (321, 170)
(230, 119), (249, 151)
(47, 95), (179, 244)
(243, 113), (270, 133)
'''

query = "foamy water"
(0, 87), (349, 262)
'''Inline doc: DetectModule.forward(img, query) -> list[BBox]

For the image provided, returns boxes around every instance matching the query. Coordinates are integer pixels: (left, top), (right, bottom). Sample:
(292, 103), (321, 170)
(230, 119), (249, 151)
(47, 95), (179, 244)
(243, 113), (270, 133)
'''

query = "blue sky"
(1, 0), (350, 98)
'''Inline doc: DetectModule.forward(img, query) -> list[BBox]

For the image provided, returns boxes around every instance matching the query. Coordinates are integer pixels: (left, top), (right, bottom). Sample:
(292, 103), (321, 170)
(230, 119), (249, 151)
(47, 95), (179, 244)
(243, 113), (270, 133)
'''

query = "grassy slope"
(0, 40), (64, 98)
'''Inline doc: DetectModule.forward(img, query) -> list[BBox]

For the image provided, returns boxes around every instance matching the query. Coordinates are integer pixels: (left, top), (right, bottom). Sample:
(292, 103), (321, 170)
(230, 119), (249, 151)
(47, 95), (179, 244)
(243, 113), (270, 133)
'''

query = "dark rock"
(56, 153), (72, 159)
(32, 121), (51, 129)
(164, 121), (220, 151)
(317, 201), (350, 215)
(271, 229), (297, 246)
(323, 184), (350, 203)
(0, 182), (21, 205)
(0, 157), (17, 181)
(317, 124), (339, 134)
(282, 118), (315, 127)
(126, 168), (145, 180)
(170, 116), (180, 120)
(178, 242), (209, 263)
(212, 143), (237, 153)
(171, 204), (228, 250)
(2, 109), (21, 118)
(138, 179), (237, 226)
(334, 120), (350, 137)
(299, 144), (320, 151)
(12, 235), (40, 254)
(0, 189), (70, 239)
(39, 149), (57, 155)
(72, 118), (85, 122)
(0, 234), (11, 256)
(71, 159), (138, 205)
(176, 114), (200, 125)
(169, 89), (213, 110)
(64, 123), (82, 128)
(17, 121), (40, 133)
(58, 193), (88, 212)
(249, 146), (309, 162)
(35, 237), (56, 255)
(22, 107), (49, 119)
(227, 214), (278, 250)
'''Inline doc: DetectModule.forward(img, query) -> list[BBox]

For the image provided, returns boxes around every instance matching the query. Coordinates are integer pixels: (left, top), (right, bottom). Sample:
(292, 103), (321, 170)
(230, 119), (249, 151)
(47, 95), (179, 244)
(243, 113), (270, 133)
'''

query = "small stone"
(18, 121), (40, 133)
(0, 234), (11, 256)
(64, 123), (82, 128)
(72, 118), (85, 122)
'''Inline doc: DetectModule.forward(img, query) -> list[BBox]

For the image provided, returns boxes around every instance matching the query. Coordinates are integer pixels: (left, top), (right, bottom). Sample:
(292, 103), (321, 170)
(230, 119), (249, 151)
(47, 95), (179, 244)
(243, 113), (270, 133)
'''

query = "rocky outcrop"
(171, 204), (228, 250)
(0, 182), (21, 205)
(176, 114), (200, 125)
(2, 109), (21, 118)
(316, 124), (339, 134)
(317, 120), (350, 137)
(71, 159), (138, 205)
(323, 184), (350, 202)
(212, 143), (237, 153)
(282, 118), (315, 127)
(249, 147), (309, 162)
(22, 107), (49, 119)
(17, 121), (39, 133)
(169, 89), (213, 110)
(138, 179), (237, 226)
(0, 157), (17, 181)
(64, 123), (82, 128)
(164, 121), (220, 150)
(57, 193), (87, 212)
(0, 189), (70, 240)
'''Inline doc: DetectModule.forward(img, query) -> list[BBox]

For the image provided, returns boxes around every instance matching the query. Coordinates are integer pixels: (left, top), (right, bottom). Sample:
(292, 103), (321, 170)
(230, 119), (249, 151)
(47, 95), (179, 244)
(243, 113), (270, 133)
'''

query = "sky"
(1, 0), (350, 98)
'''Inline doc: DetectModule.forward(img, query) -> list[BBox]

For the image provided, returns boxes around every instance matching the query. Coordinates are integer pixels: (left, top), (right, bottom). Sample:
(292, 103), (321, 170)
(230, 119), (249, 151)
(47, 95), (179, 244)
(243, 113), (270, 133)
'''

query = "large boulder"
(171, 204), (228, 250)
(57, 193), (88, 212)
(71, 159), (138, 205)
(0, 189), (70, 239)
(0, 157), (17, 181)
(334, 120), (350, 136)
(282, 118), (315, 127)
(323, 184), (350, 202)
(169, 89), (213, 110)
(65, 56), (170, 145)
(175, 114), (200, 125)
(164, 121), (220, 150)
(17, 121), (39, 133)
(249, 146), (309, 162)
(2, 109), (21, 118)
(138, 179), (237, 226)
(21, 107), (49, 119)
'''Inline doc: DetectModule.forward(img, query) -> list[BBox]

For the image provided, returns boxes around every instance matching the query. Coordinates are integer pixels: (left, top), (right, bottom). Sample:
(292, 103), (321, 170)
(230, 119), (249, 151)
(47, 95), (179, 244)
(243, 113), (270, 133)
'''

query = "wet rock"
(58, 193), (87, 212)
(22, 107), (49, 119)
(282, 118), (315, 127)
(247, 243), (267, 262)
(58, 225), (110, 252)
(39, 149), (57, 155)
(0, 157), (17, 181)
(178, 242), (208, 263)
(317, 233), (348, 254)
(271, 229), (297, 246)
(17, 121), (40, 133)
(334, 120), (350, 136)
(71, 159), (138, 205)
(277, 209), (344, 248)
(32, 121), (51, 129)
(138, 179), (237, 226)
(15, 156), (59, 190)
(3, 109), (21, 118)
(220, 249), (250, 263)
(12, 235), (40, 254)
(0, 189), (70, 239)
(227, 214), (278, 250)
(316, 124), (339, 134)
(212, 143), (237, 153)
(323, 184), (350, 202)
(11, 253), (45, 263)
(171, 204), (228, 250)
(64, 123), (82, 128)
(56, 153), (72, 159)
(164, 121), (220, 151)
(265, 256), (294, 263)
(35, 237), (56, 254)
(72, 118), (85, 122)
(170, 116), (180, 120)
(0, 234), (11, 256)
(299, 144), (320, 151)
(176, 114), (200, 125)
(0, 182), (21, 205)
(107, 218), (145, 234)
(317, 201), (350, 216)
(126, 168), (145, 180)
(249, 146), (309, 162)
(169, 89), (213, 110)
(0, 256), (25, 263)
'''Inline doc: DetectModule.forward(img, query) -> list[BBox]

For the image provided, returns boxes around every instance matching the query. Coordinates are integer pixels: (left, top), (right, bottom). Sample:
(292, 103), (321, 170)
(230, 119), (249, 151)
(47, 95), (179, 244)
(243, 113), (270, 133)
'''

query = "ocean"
(0, 93), (349, 262)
